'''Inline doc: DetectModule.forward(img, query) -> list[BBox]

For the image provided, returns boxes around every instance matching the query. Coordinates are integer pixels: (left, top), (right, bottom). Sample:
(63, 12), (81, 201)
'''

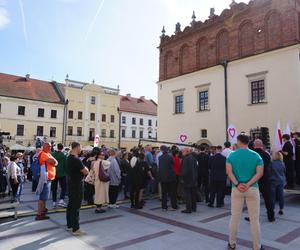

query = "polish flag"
(273, 121), (282, 151)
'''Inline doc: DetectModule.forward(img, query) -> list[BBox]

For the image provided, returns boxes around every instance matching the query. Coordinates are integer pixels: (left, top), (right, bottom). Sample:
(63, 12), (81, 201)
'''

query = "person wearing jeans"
(108, 149), (121, 208)
(226, 134), (264, 250)
(270, 151), (286, 215)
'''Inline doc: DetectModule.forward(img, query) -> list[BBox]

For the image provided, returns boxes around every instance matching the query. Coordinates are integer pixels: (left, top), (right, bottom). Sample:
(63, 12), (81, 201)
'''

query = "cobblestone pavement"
(1, 183), (300, 250)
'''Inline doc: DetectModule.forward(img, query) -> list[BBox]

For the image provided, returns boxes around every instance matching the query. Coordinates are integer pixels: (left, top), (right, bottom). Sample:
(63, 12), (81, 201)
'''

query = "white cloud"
(0, 7), (9, 29)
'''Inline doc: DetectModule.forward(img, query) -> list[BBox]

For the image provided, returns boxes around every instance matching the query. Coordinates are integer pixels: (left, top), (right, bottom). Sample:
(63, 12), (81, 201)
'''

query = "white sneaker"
(72, 229), (86, 236)
(112, 204), (119, 209)
(53, 202), (57, 208)
(58, 200), (67, 208)
(108, 204), (113, 208)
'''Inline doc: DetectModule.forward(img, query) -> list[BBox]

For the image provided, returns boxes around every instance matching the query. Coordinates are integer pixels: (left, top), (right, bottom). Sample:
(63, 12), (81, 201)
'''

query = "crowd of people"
(0, 132), (300, 250)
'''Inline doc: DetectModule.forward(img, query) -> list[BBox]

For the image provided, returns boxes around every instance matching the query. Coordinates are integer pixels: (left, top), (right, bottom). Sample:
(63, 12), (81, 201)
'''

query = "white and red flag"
(273, 121), (282, 152)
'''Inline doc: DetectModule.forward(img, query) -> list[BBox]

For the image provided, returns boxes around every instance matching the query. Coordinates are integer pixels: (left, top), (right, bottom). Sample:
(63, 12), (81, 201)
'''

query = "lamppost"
(117, 107), (121, 149)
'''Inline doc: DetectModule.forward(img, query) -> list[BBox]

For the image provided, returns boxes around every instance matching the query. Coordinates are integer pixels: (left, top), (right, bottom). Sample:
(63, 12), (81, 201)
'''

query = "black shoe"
(207, 204), (214, 208)
(216, 204), (224, 208)
(244, 217), (250, 222)
(268, 217), (275, 222)
(279, 210), (284, 215)
(260, 246), (265, 250)
(181, 210), (192, 214)
(192, 209), (197, 212)
(227, 243), (236, 249)
(95, 209), (106, 213)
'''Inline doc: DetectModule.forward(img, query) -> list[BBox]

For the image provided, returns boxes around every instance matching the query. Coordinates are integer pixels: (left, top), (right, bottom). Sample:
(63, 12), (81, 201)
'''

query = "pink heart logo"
(228, 128), (236, 138)
(180, 135), (187, 143)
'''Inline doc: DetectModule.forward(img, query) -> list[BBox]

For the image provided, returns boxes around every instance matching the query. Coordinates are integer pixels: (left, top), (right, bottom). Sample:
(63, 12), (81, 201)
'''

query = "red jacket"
(173, 156), (181, 176)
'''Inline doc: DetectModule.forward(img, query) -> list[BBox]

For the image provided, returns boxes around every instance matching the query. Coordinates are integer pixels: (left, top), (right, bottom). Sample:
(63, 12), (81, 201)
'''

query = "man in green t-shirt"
(51, 143), (67, 208)
(226, 134), (264, 250)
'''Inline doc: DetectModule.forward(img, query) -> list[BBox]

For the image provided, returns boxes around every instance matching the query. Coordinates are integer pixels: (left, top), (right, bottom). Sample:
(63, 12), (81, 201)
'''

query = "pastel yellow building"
(0, 73), (65, 148)
(63, 78), (120, 148)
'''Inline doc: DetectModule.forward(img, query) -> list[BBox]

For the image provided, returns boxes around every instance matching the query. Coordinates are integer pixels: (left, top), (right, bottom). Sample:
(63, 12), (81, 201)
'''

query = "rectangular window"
(139, 130), (143, 139)
(201, 129), (207, 138)
(122, 116), (126, 124)
(132, 117), (136, 125)
(101, 129), (106, 138)
(102, 114), (106, 122)
(51, 110), (57, 119)
(50, 127), (56, 138)
(91, 96), (96, 104)
(67, 126), (73, 136)
(68, 110), (73, 119)
(140, 118), (143, 126)
(77, 127), (82, 136)
(38, 108), (44, 117)
(199, 90), (209, 111)
(18, 106), (25, 116)
(251, 80), (265, 104)
(0, 103), (2, 113)
(121, 129), (126, 138)
(37, 126), (44, 136)
(90, 113), (95, 121)
(132, 130), (136, 138)
(17, 125), (24, 136)
(78, 111), (83, 120)
(175, 95), (183, 114)
(111, 115), (115, 123)
(89, 128), (95, 141)
(148, 119), (152, 126)
(110, 130), (115, 138)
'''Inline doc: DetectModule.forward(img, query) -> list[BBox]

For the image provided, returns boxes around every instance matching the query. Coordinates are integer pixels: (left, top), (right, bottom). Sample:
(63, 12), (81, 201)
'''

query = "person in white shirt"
(222, 141), (233, 158)
(8, 155), (21, 203)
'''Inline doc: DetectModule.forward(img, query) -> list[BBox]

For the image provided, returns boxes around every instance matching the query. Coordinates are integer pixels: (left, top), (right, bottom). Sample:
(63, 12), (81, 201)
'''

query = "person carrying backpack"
(31, 147), (42, 192)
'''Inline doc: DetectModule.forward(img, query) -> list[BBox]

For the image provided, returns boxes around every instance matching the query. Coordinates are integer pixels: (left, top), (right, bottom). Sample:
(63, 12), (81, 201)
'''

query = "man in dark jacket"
(208, 146), (227, 208)
(180, 148), (198, 213)
(197, 145), (210, 203)
(294, 132), (300, 185)
(245, 139), (275, 222)
(158, 146), (177, 211)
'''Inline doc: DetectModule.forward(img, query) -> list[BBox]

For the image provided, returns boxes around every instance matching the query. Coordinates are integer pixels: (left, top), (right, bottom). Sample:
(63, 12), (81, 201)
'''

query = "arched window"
(265, 11), (282, 49)
(216, 29), (229, 63)
(239, 21), (254, 57)
(179, 44), (190, 74)
(283, 9), (298, 43)
(197, 38), (208, 69)
(164, 51), (173, 79)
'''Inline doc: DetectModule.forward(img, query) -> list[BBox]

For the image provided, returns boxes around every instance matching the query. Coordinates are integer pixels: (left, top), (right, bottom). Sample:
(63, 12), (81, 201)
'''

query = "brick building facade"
(159, 0), (300, 81)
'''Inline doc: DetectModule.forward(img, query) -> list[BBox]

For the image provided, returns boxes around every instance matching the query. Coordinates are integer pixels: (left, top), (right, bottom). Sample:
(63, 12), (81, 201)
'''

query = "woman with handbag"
(85, 151), (111, 213)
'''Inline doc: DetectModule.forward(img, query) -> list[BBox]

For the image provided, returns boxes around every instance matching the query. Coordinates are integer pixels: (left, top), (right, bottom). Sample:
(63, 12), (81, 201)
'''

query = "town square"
(1, 0), (300, 249)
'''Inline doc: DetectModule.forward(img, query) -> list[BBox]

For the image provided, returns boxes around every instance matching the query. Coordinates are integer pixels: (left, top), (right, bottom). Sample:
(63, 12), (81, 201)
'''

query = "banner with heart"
(177, 133), (188, 145)
(227, 125), (238, 144)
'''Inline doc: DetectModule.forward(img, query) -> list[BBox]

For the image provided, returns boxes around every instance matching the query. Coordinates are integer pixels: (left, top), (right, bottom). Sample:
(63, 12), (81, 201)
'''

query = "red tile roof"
(0, 73), (64, 104)
(120, 95), (157, 116)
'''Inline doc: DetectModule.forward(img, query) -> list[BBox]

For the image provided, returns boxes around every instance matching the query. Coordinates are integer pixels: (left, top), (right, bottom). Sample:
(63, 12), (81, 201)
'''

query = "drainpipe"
(220, 60), (229, 142)
(62, 99), (69, 145)
(118, 107), (121, 148)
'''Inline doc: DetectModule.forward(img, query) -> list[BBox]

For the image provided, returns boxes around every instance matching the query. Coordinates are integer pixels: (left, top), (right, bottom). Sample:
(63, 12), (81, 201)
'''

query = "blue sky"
(0, 0), (247, 101)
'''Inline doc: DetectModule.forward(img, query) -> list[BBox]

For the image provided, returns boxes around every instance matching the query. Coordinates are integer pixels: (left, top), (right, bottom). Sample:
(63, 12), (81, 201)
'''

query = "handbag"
(98, 160), (110, 182)
(85, 163), (95, 185)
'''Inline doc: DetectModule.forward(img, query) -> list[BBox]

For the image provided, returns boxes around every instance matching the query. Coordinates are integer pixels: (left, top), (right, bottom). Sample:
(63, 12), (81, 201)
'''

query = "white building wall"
(120, 111), (157, 148)
(158, 45), (300, 147)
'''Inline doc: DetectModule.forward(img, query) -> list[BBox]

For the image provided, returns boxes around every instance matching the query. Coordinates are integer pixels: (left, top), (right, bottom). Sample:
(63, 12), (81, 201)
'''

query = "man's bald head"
(43, 142), (51, 153)
(253, 139), (264, 149)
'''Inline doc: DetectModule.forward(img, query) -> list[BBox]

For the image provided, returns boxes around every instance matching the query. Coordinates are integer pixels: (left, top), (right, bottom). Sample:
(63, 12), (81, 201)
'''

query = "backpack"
(31, 153), (47, 180)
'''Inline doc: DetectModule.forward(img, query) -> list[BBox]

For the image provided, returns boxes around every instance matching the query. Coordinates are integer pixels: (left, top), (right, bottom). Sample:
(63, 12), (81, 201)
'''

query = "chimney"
(126, 94), (131, 97)
(140, 96), (145, 100)
(25, 74), (30, 81)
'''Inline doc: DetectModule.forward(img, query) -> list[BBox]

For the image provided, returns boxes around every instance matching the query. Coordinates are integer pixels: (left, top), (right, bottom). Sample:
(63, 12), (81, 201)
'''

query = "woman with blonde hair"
(270, 151), (286, 215)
